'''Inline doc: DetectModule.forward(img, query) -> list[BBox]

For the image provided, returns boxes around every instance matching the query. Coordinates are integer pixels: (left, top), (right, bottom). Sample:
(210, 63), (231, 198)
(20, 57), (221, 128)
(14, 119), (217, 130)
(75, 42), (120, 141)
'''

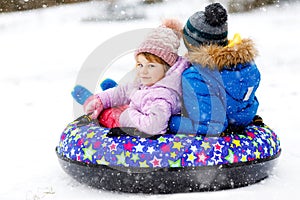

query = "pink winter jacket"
(97, 57), (189, 135)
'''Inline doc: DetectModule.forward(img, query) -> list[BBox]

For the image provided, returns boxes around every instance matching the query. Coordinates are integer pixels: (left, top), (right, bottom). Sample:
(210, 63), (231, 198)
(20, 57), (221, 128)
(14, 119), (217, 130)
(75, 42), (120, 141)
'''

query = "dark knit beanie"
(183, 3), (228, 48)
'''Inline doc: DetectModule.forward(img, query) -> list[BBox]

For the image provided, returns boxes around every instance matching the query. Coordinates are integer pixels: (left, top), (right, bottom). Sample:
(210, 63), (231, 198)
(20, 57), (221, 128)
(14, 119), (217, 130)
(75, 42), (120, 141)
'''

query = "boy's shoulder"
(182, 64), (215, 79)
(182, 64), (201, 74)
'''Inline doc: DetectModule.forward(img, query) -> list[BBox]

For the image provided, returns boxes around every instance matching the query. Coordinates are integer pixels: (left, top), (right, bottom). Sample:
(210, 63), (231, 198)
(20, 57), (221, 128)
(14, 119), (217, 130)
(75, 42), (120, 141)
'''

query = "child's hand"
(83, 95), (103, 119)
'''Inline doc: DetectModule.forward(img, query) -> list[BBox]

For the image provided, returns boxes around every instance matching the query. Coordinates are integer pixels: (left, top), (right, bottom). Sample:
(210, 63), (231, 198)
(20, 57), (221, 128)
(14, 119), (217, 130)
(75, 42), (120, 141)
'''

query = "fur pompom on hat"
(135, 19), (182, 66)
(183, 3), (228, 48)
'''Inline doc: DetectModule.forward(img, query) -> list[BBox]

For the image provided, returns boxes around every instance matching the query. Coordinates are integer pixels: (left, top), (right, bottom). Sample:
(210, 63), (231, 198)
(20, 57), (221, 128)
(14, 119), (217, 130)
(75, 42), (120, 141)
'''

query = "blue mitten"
(71, 85), (93, 105)
(71, 79), (117, 105)
(100, 78), (117, 91)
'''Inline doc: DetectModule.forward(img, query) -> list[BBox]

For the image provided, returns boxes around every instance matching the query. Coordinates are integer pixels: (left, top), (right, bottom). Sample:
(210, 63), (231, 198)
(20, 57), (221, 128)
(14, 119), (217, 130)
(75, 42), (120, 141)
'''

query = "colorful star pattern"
(196, 151), (208, 164)
(82, 144), (96, 162)
(57, 120), (281, 169)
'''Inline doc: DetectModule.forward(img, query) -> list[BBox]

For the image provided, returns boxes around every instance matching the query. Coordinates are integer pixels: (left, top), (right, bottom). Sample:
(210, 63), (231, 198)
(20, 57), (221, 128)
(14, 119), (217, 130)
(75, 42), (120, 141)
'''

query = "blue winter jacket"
(170, 38), (260, 135)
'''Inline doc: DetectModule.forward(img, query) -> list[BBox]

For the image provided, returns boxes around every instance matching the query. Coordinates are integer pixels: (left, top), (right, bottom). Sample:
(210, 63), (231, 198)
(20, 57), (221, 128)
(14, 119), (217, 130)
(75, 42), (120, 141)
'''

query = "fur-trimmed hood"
(186, 38), (258, 70)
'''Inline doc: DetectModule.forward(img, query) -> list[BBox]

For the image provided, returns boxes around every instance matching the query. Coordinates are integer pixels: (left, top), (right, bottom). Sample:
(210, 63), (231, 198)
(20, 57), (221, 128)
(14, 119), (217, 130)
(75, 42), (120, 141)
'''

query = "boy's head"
(135, 19), (182, 67)
(183, 3), (228, 49)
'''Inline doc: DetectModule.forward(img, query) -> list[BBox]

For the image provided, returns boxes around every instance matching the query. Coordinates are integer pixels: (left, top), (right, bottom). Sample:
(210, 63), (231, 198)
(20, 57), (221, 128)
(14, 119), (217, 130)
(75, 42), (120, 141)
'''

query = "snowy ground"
(0, 0), (300, 199)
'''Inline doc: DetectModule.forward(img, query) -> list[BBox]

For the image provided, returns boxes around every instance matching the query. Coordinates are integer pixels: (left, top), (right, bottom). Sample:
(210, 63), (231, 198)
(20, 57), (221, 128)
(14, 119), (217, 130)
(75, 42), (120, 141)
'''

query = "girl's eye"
(148, 64), (155, 68)
(136, 63), (143, 68)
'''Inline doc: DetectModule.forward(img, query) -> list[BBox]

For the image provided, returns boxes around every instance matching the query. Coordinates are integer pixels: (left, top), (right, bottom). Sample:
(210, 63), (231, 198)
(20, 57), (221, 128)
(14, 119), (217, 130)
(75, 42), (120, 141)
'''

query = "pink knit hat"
(135, 19), (182, 66)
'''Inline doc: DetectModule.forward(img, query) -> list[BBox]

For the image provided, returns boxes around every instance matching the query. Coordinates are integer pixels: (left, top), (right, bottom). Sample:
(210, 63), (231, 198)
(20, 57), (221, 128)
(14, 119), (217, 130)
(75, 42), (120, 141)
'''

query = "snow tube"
(56, 115), (281, 194)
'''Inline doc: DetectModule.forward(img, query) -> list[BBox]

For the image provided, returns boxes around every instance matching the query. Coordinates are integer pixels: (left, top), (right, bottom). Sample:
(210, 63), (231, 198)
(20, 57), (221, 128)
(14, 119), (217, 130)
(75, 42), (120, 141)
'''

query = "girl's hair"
(137, 52), (171, 72)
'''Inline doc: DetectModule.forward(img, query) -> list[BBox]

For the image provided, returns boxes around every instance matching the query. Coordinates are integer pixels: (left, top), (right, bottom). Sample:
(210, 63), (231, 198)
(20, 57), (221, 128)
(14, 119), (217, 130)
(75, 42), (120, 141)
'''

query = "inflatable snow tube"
(56, 115), (281, 194)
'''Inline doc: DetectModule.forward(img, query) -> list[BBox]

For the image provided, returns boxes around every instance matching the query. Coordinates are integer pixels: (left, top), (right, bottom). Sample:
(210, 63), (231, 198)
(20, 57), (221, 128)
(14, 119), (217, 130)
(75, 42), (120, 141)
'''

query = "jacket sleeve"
(169, 68), (212, 134)
(178, 66), (227, 135)
(119, 94), (174, 136)
(96, 82), (135, 109)
(225, 62), (260, 126)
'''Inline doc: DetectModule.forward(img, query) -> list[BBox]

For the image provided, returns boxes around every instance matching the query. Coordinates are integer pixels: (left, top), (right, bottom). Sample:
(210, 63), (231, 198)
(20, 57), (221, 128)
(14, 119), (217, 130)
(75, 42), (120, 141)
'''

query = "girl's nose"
(140, 66), (148, 74)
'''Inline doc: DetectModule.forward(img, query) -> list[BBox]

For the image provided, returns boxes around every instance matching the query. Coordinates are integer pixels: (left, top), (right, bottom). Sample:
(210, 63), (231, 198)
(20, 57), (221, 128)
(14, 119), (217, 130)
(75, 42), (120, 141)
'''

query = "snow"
(0, 0), (299, 199)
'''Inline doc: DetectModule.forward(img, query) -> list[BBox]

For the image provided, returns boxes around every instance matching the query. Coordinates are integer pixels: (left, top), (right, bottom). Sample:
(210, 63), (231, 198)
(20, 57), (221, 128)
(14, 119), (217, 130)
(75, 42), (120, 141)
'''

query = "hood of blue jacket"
(186, 38), (258, 70)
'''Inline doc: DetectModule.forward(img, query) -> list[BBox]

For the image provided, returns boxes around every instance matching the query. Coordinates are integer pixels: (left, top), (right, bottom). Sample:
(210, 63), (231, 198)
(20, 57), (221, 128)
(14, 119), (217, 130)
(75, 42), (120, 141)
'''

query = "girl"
(83, 19), (189, 136)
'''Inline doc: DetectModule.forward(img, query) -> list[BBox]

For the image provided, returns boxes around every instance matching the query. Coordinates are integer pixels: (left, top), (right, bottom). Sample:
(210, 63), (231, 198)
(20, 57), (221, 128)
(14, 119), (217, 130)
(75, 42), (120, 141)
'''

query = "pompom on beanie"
(135, 19), (182, 66)
(183, 3), (228, 48)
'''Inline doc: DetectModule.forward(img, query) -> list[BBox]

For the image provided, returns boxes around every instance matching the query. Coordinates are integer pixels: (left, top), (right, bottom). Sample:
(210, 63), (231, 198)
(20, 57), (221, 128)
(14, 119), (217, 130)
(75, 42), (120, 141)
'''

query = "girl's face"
(136, 54), (167, 87)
